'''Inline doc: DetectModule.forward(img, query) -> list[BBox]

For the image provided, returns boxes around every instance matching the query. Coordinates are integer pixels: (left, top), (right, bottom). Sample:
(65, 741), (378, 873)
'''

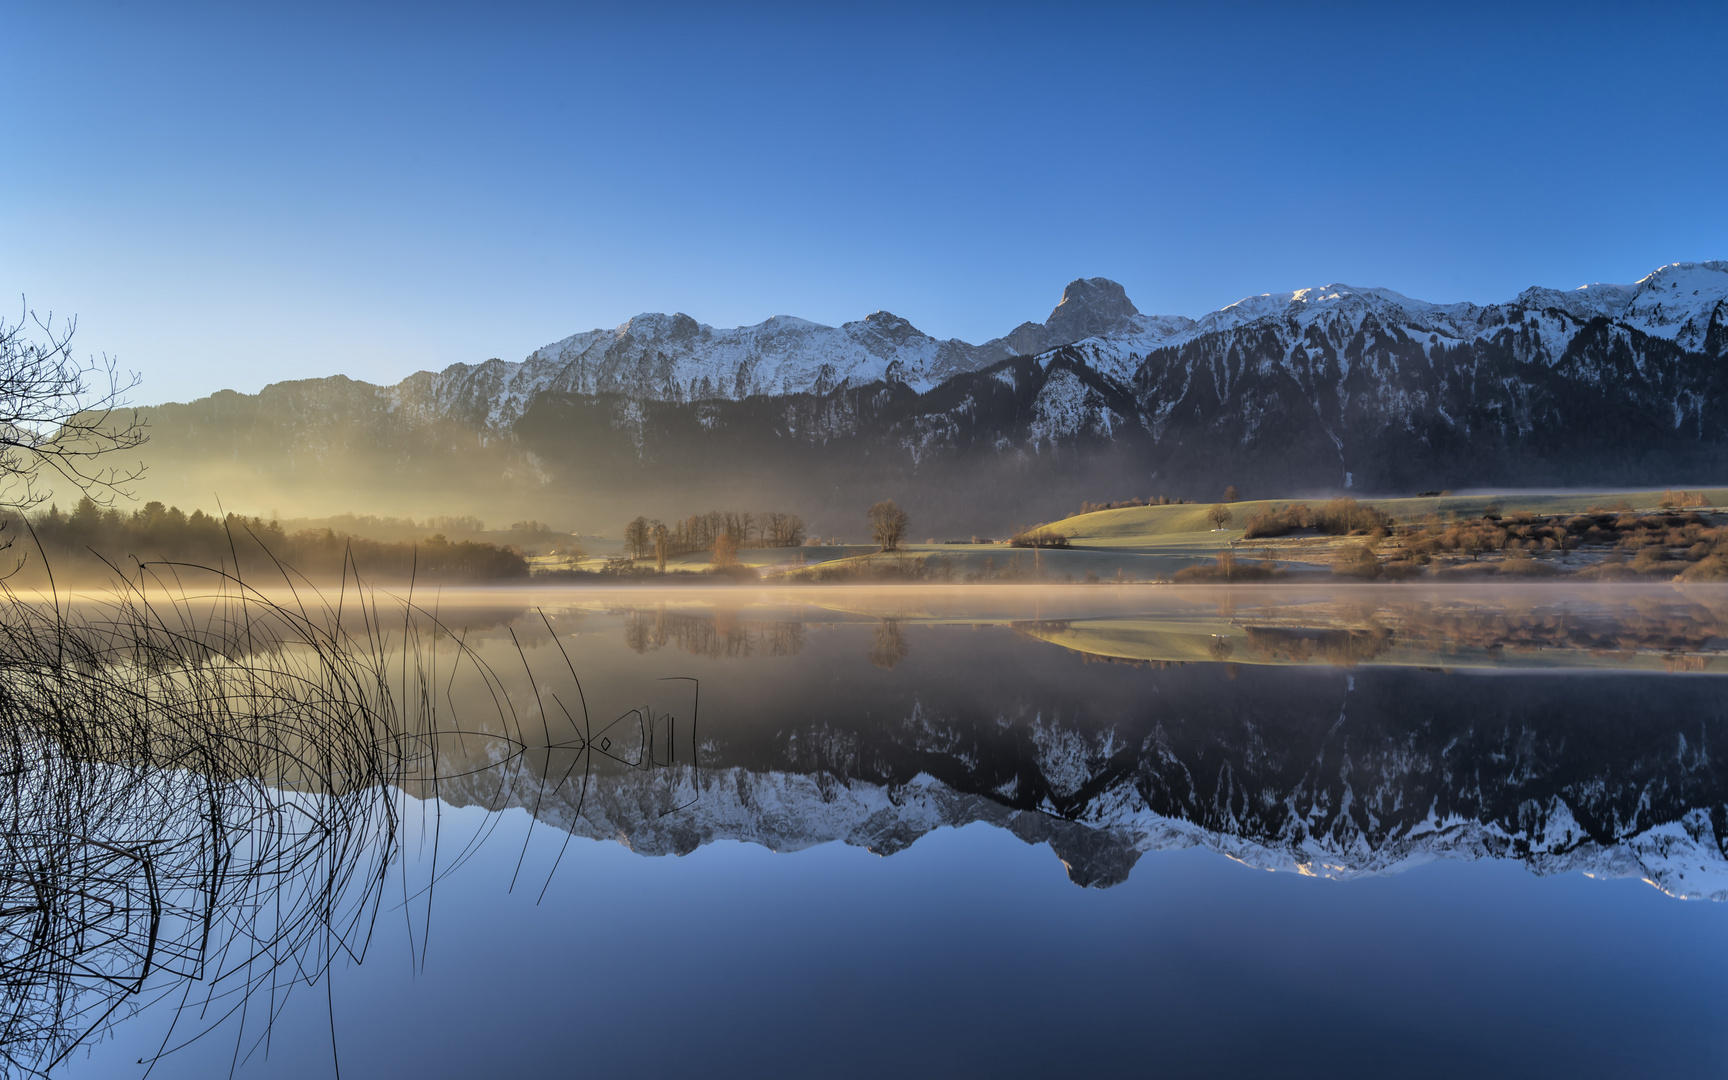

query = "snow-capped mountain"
(415, 276), (1189, 426)
(477, 261), (1722, 418)
(1055, 260), (1728, 380)
(132, 260), (1728, 530)
(1188, 260), (1726, 350)
(1512, 260), (1728, 352)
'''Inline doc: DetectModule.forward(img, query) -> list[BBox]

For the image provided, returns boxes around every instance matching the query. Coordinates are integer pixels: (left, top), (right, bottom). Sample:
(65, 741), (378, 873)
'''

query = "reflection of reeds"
(0, 555), (691, 1076)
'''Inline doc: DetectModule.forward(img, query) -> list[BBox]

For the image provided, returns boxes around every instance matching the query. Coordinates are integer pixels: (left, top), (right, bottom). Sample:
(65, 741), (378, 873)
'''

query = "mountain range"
(127, 261), (1728, 533)
(435, 260), (1727, 419)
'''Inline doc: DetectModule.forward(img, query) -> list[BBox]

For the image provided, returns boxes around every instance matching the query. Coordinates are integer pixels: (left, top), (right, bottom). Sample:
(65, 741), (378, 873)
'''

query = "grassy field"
(1033, 489), (1728, 548)
(776, 542), (1232, 581)
(526, 488), (1728, 583)
(535, 542), (1226, 581)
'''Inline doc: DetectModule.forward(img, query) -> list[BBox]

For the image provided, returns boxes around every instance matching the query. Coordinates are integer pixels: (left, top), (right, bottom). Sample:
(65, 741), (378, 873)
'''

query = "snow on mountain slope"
(419, 277), (1195, 425)
(1614, 261), (1728, 350)
(1017, 261), (1727, 411)
(1513, 262), (1728, 349)
(1027, 367), (1123, 448)
(1160, 262), (1728, 352)
(521, 309), (966, 402)
(1173, 284), (1484, 344)
(383, 260), (1726, 436)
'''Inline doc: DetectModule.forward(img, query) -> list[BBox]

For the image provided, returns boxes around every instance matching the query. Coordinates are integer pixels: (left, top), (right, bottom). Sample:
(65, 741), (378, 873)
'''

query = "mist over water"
(22, 583), (1728, 1078)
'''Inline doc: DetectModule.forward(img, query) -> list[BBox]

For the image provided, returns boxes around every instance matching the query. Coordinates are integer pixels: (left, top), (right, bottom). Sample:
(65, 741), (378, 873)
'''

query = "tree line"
(275, 513), (576, 555)
(10, 498), (529, 583)
(622, 510), (808, 563)
(1077, 494), (1197, 514)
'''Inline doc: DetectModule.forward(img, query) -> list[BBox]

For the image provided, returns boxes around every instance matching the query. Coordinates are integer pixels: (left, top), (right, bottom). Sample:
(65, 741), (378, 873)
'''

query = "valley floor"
(529, 488), (1728, 585)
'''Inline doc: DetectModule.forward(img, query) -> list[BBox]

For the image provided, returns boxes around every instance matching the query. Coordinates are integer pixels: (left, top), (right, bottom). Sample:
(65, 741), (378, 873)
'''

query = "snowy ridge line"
(220, 260), (1724, 438)
(431, 276), (1170, 422)
(435, 763), (1728, 898)
(403, 260), (1722, 424)
(1043, 261), (1728, 374)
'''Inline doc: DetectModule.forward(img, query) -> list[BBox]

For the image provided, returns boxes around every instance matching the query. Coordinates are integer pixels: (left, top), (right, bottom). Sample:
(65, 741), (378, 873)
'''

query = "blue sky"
(4, 1), (1725, 404)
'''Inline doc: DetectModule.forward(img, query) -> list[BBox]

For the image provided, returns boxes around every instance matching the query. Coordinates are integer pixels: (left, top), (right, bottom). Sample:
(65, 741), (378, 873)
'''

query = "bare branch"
(0, 299), (148, 510)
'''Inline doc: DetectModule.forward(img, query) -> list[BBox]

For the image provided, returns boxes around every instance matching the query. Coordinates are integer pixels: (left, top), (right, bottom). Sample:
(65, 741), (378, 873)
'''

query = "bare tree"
(623, 516), (651, 559)
(0, 304), (146, 509)
(653, 522), (667, 573)
(868, 499), (909, 552)
(712, 530), (739, 568)
(759, 510), (807, 548)
(1207, 504), (1234, 530)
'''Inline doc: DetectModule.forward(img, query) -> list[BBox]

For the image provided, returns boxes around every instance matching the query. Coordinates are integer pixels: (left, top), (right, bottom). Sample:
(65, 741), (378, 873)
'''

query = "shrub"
(599, 557), (656, 577)
(1660, 489), (1708, 508)
(1631, 547), (1670, 574)
(1380, 559), (1426, 580)
(1009, 528), (1071, 549)
(1331, 543), (1382, 579)
(1496, 558), (1560, 577)
(708, 562), (760, 581)
(1242, 503), (1313, 539)
(1678, 556), (1728, 582)
(1172, 551), (1284, 583)
(1315, 498), (1393, 534)
(1241, 499), (1392, 539)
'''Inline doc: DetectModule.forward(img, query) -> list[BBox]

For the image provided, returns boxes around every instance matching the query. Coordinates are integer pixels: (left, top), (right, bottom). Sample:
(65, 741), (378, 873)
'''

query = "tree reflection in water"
(622, 607), (804, 658)
(868, 620), (909, 670)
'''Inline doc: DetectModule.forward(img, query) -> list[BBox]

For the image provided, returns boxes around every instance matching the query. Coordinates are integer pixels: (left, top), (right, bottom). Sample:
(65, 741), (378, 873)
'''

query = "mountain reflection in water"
(461, 588), (1728, 897)
(15, 583), (1728, 1076)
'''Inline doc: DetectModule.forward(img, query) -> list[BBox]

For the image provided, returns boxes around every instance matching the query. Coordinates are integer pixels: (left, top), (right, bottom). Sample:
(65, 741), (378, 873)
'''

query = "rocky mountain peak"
(1045, 277), (1140, 341)
(617, 311), (703, 343)
(853, 310), (923, 340)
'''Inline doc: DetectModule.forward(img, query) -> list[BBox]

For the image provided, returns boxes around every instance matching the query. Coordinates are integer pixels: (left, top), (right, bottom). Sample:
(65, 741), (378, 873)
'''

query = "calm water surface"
(38, 586), (1728, 1078)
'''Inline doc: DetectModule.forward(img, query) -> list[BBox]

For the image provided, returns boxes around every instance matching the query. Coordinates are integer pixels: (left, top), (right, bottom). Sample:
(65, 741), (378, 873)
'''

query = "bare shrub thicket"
(1241, 498), (1393, 539)
(1172, 550), (1284, 583)
(1389, 508), (1728, 581)
(1008, 528), (1071, 549)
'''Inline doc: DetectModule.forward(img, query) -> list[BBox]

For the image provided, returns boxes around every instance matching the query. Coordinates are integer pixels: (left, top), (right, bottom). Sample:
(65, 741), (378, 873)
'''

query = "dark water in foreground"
(40, 587), (1728, 1077)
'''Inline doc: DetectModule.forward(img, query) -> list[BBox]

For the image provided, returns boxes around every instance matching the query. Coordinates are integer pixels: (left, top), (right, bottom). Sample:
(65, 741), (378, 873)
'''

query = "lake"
(21, 584), (1728, 1078)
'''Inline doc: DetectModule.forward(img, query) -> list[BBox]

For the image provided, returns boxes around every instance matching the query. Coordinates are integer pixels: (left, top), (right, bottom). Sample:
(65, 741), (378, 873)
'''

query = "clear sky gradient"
(5, 1), (1725, 404)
